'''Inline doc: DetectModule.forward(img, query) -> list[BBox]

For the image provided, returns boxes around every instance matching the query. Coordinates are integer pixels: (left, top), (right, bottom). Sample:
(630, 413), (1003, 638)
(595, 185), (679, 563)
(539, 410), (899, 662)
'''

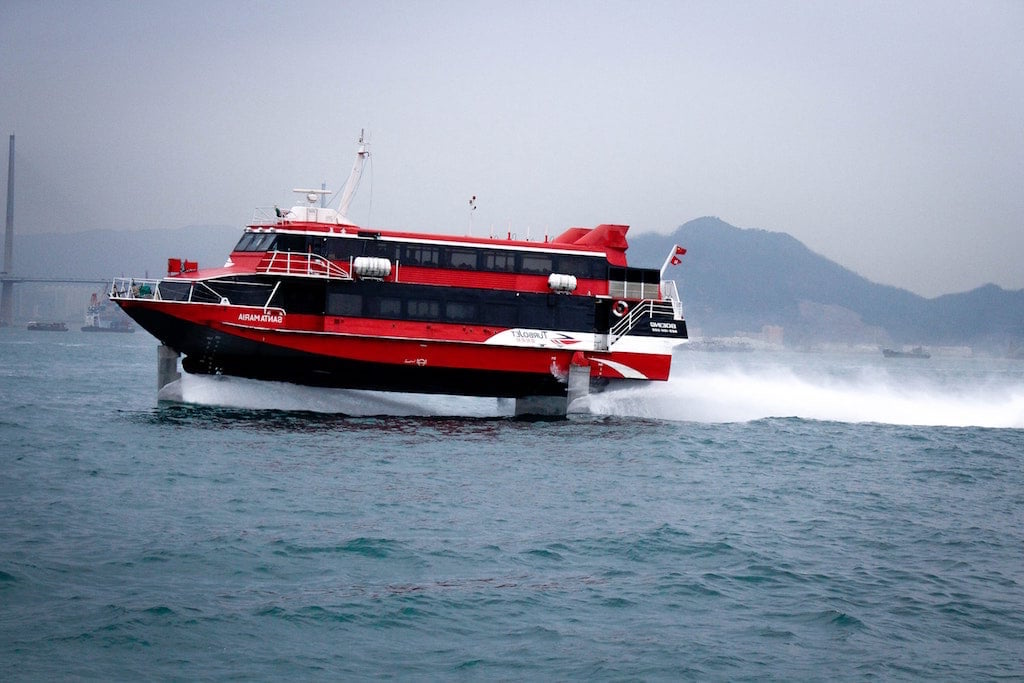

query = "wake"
(163, 355), (1024, 428)
(168, 374), (509, 418)
(584, 357), (1024, 428)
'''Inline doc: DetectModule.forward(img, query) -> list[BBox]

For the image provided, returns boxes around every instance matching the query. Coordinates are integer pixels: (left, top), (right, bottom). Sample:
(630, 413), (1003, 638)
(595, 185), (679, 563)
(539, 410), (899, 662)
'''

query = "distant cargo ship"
(82, 292), (134, 333)
(27, 321), (68, 332)
(882, 346), (930, 359)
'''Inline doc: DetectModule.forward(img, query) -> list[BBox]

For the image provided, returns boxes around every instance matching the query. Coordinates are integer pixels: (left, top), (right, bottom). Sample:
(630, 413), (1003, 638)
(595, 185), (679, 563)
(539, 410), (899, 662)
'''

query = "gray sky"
(2, 0), (1022, 297)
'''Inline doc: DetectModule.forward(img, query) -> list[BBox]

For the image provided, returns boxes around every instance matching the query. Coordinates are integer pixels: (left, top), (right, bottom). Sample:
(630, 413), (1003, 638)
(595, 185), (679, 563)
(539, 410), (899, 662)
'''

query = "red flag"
(670, 255), (681, 265)
(675, 246), (687, 255)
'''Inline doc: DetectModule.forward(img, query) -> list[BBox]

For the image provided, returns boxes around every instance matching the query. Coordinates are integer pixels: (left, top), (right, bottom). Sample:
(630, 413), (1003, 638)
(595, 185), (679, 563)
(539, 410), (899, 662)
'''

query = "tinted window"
(481, 302), (517, 326)
(365, 241), (400, 260)
(269, 281), (325, 314)
(375, 297), (402, 318)
(248, 233), (276, 251)
(445, 301), (477, 321)
(448, 249), (478, 270)
(234, 234), (257, 251)
(157, 281), (192, 302)
(404, 245), (440, 266)
(327, 292), (363, 316)
(558, 255), (606, 279)
(407, 299), (440, 319)
(520, 254), (552, 274)
(274, 234), (308, 252)
(483, 251), (516, 272)
(325, 237), (363, 261)
(208, 281), (274, 307)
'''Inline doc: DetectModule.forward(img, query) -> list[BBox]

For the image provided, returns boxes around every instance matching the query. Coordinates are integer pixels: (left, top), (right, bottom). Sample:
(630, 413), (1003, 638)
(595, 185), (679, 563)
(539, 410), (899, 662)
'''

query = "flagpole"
(660, 245), (686, 279)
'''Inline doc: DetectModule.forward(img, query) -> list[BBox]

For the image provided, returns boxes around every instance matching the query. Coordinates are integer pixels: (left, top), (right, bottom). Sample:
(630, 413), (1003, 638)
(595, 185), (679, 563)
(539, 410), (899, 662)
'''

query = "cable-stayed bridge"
(1, 133), (113, 325)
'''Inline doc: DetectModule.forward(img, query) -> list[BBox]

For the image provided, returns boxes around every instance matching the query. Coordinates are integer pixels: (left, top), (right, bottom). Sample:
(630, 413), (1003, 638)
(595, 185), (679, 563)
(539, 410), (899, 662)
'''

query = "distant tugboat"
(27, 321), (68, 332)
(82, 292), (135, 332)
(882, 346), (930, 359)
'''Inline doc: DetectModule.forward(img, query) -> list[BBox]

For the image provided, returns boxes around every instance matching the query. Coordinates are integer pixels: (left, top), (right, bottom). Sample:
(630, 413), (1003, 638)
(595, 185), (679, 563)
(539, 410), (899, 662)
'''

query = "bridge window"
(247, 233), (276, 252)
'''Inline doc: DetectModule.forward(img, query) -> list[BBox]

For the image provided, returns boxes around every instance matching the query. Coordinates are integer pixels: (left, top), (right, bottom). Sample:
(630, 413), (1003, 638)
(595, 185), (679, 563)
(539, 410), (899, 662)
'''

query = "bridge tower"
(1, 134), (13, 326)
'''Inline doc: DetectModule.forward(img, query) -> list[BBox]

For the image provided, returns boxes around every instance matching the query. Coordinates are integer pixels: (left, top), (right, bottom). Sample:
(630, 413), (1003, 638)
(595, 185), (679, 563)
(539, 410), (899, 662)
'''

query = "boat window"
(481, 302), (517, 326)
(326, 292), (363, 316)
(157, 281), (192, 302)
(444, 301), (477, 321)
(268, 280), (325, 314)
(448, 248), (478, 270)
(365, 241), (399, 260)
(248, 233), (276, 252)
(520, 254), (552, 274)
(311, 236), (331, 256)
(190, 285), (222, 304)
(375, 297), (402, 318)
(609, 266), (660, 284)
(208, 280), (275, 307)
(273, 234), (308, 253)
(482, 251), (516, 272)
(407, 299), (440, 319)
(233, 234), (258, 251)
(404, 245), (441, 267)
(325, 237), (362, 261)
(558, 255), (606, 280)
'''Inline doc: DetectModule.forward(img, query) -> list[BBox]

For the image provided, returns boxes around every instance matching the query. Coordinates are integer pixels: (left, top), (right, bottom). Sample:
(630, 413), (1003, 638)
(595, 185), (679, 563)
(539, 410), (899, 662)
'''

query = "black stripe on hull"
(123, 305), (568, 399)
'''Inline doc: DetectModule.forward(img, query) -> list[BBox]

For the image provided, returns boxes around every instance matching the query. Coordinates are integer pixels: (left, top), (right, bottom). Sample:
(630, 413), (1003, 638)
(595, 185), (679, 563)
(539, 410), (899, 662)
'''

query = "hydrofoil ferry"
(111, 134), (688, 416)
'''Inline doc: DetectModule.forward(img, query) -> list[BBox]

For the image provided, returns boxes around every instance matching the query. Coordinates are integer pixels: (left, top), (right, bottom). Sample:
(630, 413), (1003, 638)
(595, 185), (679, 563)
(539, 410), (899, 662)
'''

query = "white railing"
(660, 279), (684, 319)
(251, 207), (282, 225)
(256, 251), (352, 280)
(609, 299), (679, 341)
(109, 277), (162, 300)
(608, 280), (660, 300)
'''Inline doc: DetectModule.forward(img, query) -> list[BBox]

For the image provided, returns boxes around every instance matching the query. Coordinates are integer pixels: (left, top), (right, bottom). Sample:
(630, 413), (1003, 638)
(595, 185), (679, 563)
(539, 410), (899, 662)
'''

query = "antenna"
(338, 129), (369, 221)
(292, 188), (332, 206)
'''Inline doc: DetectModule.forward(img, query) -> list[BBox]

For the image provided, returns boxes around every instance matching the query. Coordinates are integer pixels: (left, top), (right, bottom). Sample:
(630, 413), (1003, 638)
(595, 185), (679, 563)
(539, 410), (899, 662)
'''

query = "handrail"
(251, 207), (281, 225)
(109, 277), (162, 301)
(256, 251), (352, 280)
(660, 279), (684, 318)
(609, 299), (680, 343)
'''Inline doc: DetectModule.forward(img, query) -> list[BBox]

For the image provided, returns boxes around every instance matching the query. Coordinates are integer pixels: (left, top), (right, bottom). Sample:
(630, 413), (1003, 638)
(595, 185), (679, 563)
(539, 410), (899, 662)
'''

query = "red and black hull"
(121, 300), (575, 398)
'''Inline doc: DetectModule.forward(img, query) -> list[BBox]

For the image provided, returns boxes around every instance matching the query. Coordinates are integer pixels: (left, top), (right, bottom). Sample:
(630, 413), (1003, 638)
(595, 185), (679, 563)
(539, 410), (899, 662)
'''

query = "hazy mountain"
(628, 217), (1024, 349)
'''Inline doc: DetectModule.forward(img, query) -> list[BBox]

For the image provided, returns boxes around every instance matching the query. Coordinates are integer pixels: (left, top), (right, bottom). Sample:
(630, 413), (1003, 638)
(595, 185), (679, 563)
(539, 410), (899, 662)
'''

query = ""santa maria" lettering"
(237, 312), (284, 324)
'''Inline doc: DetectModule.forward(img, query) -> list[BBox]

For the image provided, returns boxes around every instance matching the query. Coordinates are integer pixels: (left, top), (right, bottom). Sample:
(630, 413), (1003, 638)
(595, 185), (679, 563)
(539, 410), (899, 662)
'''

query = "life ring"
(612, 300), (629, 317)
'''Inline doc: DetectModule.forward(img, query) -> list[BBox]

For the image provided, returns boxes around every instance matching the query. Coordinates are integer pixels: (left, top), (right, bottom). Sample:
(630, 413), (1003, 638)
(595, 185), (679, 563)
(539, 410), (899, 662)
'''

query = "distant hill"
(628, 217), (1024, 349)
(9, 217), (1023, 349)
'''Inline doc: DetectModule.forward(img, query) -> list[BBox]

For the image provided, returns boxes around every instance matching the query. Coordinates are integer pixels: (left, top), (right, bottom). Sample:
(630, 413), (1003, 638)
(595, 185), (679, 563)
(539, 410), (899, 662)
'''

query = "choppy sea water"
(1, 329), (1022, 680)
